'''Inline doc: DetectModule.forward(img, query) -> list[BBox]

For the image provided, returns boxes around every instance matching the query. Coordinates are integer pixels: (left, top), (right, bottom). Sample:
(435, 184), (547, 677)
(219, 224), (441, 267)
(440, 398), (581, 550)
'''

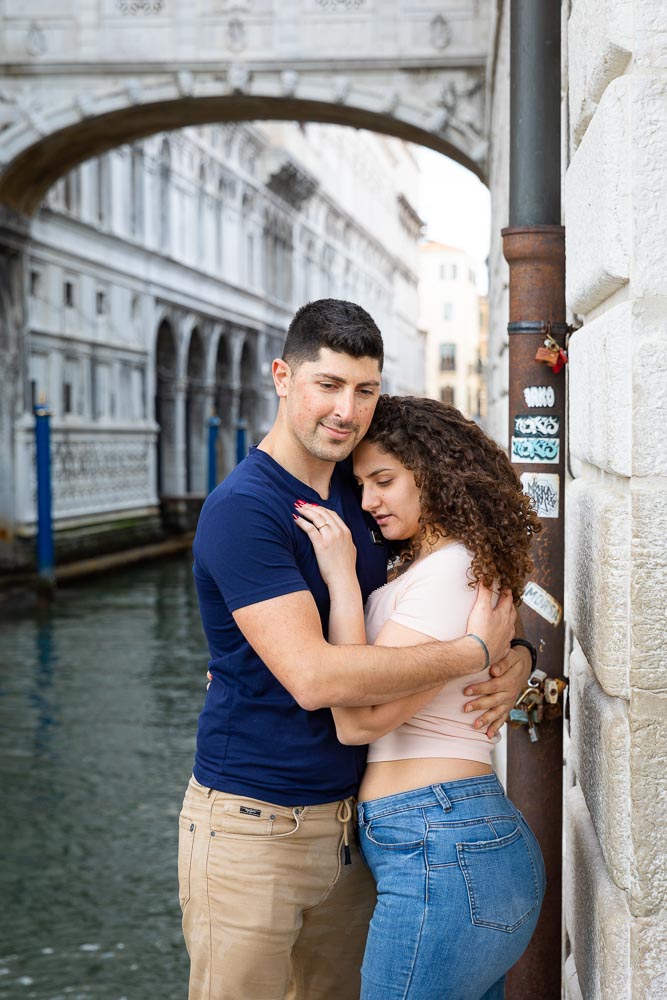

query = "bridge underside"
(1, 88), (488, 215)
(0, 1), (493, 213)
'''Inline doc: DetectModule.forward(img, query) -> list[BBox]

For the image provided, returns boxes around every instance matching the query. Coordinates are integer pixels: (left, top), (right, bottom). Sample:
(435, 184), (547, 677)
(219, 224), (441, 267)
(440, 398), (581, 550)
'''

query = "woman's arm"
(330, 617), (445, 744)
(293, 503), (366, 644)
(294, 505), (443, 742)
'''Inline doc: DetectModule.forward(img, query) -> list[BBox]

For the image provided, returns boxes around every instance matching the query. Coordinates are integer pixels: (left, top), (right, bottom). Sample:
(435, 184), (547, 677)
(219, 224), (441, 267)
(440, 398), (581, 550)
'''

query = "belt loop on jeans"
(431, 784), (453, 811)
(191, 774), (213, 797)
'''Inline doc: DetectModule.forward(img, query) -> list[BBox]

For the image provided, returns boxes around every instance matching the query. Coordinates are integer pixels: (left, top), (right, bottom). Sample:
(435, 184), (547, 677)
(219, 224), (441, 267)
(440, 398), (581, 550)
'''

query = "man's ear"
(272, 357), (292, 398)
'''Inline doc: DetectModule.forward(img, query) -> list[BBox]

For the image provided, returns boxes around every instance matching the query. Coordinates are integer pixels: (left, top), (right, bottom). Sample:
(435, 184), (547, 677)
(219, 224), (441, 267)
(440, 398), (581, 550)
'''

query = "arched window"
(264, 216), (275, 297)
(159, 140), (171, 252)
(247, 233), (255, 286)
(216, 177), (224, 271)
(439, 343), (457, 372)
(130, 145), (144, 239)
(242, 193), (255, 286)
(279, 222), (294, 303)
(186, 326), (207, 492)
(63, 168), (80, 216)
(155, 318), (178, 496)
(197, 162), (206, 263)
(304, 240), (315, 302)
(95, 154), (110, 228)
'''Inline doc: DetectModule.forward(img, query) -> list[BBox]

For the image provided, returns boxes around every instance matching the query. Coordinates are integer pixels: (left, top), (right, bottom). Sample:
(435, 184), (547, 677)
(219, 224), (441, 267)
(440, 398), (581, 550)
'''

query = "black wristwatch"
(510, 637), (537, 673)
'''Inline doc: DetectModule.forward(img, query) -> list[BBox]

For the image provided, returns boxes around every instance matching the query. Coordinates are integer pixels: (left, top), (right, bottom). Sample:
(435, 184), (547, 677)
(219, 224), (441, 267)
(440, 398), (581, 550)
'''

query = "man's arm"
(233, 586), (515, 712)
(290, 503), (522, 722)
(462, 612), (533, 738)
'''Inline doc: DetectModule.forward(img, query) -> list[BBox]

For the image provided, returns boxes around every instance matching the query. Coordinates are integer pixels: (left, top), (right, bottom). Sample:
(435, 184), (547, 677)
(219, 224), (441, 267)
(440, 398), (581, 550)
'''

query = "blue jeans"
(357, 774), (546, 1000)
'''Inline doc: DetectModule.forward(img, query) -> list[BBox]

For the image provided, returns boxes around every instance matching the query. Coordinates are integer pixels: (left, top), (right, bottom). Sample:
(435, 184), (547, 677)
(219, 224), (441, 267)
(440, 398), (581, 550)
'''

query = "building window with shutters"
(439, 342), (456, 372)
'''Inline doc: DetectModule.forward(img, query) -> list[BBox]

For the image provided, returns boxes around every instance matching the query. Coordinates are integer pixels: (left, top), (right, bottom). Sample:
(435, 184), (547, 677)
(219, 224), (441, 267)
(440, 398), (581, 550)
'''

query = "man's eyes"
(316, 382), (376, 396)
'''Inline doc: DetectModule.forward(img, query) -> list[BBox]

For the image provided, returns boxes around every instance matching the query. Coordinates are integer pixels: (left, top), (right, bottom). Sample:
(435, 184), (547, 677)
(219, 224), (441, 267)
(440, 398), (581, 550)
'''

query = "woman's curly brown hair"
(363, 395), (542, 603)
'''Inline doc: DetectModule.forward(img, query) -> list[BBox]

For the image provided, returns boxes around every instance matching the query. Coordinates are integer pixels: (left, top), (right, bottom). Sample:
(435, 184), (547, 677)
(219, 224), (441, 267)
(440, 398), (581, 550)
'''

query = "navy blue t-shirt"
(192, 447), (389, 805)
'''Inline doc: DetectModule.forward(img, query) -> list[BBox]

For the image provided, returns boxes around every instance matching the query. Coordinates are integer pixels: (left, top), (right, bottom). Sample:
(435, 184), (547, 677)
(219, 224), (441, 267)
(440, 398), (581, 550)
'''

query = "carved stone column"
(215, 381), (241, 478)
(159, 375), (187, 496)
(188, 380), (215, 494)
(212, 329), (245, 478)
(254, 328), (276, 441)
(0, 223), (26, 569)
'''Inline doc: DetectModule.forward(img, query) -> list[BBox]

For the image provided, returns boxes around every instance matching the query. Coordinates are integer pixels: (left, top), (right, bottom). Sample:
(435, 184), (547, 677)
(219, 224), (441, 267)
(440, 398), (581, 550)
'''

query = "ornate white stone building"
(7, 122), (424, 566)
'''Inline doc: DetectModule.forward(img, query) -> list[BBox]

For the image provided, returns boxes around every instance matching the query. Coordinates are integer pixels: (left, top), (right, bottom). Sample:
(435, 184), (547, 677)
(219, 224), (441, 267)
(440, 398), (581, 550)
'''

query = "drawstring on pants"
(336, 798), (354, 865)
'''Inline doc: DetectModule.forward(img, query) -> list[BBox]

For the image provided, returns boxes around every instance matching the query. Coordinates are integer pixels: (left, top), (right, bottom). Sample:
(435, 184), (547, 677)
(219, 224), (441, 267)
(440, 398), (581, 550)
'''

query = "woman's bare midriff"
(358, 758), (493, 803)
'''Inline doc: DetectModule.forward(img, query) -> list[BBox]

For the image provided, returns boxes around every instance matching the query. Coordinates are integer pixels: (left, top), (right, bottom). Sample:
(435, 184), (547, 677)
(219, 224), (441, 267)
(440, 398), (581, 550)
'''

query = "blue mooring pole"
(34, 401), (54, 582)
(207, 414), (221, 494)
(235, 419), (247, 466)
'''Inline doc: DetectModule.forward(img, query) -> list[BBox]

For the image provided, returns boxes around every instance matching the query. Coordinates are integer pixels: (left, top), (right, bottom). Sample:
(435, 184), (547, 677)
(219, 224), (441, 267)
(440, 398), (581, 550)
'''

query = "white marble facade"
(6, 122), (423, 563)
(486, 3), (667, 996)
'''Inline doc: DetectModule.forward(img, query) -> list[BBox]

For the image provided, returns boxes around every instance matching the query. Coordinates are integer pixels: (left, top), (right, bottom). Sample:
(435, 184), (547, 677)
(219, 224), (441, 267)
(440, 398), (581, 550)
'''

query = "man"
(179, 299), (531, 1000)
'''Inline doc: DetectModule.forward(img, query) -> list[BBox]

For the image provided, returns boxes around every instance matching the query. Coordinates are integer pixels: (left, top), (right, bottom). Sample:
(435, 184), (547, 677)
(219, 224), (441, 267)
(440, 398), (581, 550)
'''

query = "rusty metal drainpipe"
(502, 1), (565, 998)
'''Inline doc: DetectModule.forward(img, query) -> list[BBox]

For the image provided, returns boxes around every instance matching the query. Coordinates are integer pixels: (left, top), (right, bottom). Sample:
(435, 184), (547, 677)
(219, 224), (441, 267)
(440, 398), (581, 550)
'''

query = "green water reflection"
(0, 554), (208, 999)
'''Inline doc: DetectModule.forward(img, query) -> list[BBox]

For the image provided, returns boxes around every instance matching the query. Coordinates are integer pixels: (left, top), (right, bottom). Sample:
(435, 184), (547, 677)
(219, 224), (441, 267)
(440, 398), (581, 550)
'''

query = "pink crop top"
(364, 543), (500, 766)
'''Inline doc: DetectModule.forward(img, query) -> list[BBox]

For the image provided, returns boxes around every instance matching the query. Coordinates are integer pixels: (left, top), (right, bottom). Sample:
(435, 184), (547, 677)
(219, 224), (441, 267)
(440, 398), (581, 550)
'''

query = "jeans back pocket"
(457, 825), (541, 933)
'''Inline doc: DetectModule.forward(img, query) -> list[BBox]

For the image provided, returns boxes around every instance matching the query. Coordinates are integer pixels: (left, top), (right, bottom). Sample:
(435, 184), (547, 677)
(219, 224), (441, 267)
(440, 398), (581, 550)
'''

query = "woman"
(294, 395), (545, 1000)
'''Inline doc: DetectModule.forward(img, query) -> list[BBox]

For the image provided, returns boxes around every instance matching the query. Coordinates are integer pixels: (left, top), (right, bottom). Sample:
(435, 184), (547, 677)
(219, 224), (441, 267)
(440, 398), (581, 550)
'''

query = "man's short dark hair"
(283, 299), (384, 370)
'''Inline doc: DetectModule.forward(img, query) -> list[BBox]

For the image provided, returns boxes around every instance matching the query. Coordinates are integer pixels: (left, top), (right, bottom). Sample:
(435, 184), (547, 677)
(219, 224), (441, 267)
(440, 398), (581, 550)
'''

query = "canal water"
(0, 554), (209, 999)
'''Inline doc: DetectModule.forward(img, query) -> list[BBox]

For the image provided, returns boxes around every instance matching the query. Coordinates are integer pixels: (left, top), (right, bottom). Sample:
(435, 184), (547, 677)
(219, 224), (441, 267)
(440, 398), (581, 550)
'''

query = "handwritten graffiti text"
(520, 473), (560, 518)
(522, 581), (562, 626)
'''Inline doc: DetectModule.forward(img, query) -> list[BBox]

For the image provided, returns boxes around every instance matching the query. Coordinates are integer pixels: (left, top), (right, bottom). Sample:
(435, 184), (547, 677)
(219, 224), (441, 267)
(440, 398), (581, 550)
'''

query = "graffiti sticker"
(521, 472), (560, 518)
(523, 385), (556, 408)
(513, 414), (560, 438)
(511, 437), (560, 464)
(522, 581), (563, 627)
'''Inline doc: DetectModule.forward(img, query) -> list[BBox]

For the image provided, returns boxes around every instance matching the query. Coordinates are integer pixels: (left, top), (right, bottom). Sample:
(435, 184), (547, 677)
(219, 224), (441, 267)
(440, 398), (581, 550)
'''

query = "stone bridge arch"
(0, 1), (492, 214)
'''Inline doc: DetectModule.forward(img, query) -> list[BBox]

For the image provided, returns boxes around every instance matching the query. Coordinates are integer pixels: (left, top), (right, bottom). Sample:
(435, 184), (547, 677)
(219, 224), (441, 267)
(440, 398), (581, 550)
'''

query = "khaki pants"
(178, 775), (376, 1000)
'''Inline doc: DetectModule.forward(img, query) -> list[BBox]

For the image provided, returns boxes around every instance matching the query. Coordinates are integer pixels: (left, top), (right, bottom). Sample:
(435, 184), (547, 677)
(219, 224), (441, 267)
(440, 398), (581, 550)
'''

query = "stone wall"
(487, 2), (667, 994)
(563, 1), (667, 995)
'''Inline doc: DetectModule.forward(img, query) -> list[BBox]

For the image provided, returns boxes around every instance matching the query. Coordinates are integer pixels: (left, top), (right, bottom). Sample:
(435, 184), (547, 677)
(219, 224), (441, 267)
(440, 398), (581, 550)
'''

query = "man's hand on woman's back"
(466, 584), (516, 665)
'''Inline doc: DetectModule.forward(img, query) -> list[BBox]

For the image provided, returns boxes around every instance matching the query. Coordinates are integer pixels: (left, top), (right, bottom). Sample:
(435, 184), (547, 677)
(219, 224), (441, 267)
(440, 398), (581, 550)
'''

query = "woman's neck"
(389, 531), (456, 581)
(414, 530), (456, 563)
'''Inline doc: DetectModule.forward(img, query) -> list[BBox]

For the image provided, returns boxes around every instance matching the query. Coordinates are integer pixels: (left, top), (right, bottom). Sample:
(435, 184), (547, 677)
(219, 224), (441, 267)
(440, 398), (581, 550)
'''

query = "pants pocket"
(360, 802), (426, 852)
(212, 795), (299, 840)
(457, 825), (541, 932)
(178, 814), (197, 911)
